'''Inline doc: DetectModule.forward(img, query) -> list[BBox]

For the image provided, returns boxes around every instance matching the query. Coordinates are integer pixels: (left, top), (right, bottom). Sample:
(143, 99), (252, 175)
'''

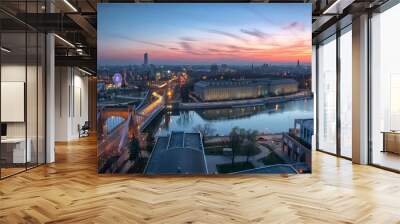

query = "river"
(148, 98), (313, 136)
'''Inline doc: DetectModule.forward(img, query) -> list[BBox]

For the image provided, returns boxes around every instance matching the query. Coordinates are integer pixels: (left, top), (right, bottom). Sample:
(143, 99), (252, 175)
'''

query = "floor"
(0, 136), (400, 223)
(1, 163), (43, 178)
(372, 150), (400, 171)
(0, 167), (25, 178)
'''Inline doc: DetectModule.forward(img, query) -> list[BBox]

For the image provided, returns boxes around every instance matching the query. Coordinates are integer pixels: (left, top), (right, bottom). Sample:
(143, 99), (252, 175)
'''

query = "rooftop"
(144, 132), (208, 174)
(295, 118), (314, 130)
(194, 79), (297, 88)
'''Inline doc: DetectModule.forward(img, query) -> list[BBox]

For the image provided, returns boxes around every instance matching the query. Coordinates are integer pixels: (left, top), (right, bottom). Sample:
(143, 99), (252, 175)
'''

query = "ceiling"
(0, 0), (392, 74)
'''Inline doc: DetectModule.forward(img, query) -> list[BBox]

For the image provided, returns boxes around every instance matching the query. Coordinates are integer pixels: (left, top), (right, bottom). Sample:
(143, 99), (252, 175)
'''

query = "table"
(382, 131), (400, 154)
(1, 138), (31, 164)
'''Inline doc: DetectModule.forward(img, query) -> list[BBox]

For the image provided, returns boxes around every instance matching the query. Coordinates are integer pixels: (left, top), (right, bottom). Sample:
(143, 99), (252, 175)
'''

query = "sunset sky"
(98, 3), (311, 66)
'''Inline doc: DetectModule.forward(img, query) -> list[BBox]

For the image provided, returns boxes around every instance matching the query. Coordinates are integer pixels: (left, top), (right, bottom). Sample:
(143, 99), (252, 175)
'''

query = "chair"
(79, 121), (90, 138)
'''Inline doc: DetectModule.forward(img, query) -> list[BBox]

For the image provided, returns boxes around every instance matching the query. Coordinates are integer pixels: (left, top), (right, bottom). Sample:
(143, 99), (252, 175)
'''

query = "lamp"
(54, 34), (75, 48)
(63, 0), (78, 12)
(1, 47), (11, 53)
(78, 67), (93, 76)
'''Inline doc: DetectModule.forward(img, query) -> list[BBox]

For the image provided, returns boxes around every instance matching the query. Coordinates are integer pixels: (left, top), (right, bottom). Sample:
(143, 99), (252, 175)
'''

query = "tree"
(129, 138), (140, 161)
(192, 123), (216, 141)
(245, 130), (258, 163)
(180, 85), (190, 102)
(243, 141), (253, 163)
(145, 134), (155, 151)
(229, 127), (241, 165)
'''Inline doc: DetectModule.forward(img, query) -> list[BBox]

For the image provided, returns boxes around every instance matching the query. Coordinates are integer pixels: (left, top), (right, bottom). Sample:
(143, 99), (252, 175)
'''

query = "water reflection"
(152, 99), (313, 136)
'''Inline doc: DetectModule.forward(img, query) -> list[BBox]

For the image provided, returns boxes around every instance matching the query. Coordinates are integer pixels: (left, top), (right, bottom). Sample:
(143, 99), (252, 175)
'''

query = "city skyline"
(98, 3), (311, 66)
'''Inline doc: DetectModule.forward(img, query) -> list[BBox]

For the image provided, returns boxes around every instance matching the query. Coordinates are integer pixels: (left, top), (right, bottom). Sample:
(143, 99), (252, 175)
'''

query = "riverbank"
(177, 91), (313, 110)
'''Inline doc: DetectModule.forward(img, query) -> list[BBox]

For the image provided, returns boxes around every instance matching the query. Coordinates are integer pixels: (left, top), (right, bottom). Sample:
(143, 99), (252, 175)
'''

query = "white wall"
(54, 67), (89, 141)
(55, 67), (69, 141)
(1, 64), (26, 138)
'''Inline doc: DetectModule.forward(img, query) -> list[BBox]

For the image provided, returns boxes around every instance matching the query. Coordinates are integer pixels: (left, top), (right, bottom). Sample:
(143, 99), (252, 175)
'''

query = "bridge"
(97, 78), (179, 172)
(100, 107), (130, 120)
(97, 93), (165, 162)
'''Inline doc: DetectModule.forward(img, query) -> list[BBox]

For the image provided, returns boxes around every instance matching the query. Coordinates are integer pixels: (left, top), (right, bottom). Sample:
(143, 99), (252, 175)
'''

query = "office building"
(210, 64), (218, 74)
(280, 119), (314, 173)
(0, 1), (399, 223)
(292, 118), (314, 146)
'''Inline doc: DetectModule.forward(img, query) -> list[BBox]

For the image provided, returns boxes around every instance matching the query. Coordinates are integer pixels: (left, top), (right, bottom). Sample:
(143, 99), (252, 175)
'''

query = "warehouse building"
(193, 79), (298, 101)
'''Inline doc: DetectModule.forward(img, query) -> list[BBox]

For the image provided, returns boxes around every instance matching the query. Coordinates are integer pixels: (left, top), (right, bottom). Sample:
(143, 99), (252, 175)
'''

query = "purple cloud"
(180, 37), (197, 42)
(282, 22), (305, 31)
(179, 41), (193, 51)
(116, 35), (166, 48)
(205, 29), (247, 42)
(240, 29), (269, 39)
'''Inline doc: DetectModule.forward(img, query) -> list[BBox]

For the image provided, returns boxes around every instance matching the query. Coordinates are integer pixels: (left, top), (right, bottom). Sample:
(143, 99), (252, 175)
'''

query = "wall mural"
(97, 3), (313, 175)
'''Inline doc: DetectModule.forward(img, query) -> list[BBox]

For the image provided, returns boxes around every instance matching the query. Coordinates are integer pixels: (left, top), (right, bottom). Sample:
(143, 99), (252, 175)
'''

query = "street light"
(167, 90), (173, 97)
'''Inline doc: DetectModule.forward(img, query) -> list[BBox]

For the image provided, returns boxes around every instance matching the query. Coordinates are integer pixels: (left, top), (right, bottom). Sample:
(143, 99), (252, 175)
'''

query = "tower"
(144, 52), (148, 66)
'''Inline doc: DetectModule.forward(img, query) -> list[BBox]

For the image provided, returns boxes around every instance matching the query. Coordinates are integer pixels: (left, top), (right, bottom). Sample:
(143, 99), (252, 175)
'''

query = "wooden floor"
(1, 136), (400, 224)
(372, 150), (400, 171)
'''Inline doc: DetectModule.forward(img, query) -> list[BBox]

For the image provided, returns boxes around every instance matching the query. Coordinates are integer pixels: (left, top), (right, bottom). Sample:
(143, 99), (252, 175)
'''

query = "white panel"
(390, 74), (400, 130)
(317, 37), (337, 154)
(1, 82), (25, 122)
(340, 29), (353, 158)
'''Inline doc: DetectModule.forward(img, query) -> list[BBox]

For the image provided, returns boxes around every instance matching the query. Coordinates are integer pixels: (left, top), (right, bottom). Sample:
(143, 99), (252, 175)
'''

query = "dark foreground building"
(282, 118), (314, 173)
(144, 132), (208, 174)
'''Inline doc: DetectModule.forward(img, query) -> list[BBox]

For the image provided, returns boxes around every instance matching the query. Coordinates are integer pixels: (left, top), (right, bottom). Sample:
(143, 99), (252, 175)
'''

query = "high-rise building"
(144, 52), (148, 66)
(210, 64), (218, 74)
